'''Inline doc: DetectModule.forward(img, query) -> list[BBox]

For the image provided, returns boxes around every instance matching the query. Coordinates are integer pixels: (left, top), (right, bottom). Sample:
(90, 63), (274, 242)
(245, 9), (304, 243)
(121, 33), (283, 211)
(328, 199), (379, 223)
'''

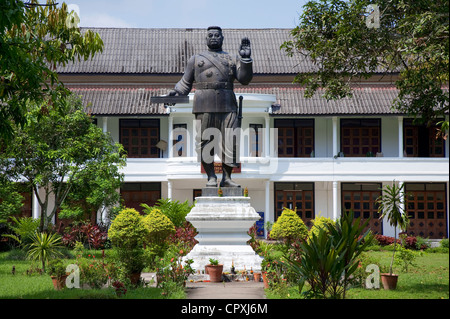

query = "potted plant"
(206, 258), (223, 282)
(376, 182), (410, 290)
(48, 259), (68, 290)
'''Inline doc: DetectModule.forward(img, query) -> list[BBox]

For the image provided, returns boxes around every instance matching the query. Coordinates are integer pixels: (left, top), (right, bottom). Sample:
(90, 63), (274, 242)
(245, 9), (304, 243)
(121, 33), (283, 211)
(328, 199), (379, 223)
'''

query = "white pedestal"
(184, 196), (263, 273)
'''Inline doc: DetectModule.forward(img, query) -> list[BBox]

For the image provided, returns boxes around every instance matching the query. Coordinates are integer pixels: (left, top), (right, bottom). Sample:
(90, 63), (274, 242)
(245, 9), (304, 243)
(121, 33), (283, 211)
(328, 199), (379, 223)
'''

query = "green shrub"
(440, 238), (449, 248)
(2, 216), (40, 247)
(108, 208), (147, 249)
(141, 207), (175, 245)
(283, 211), (373, 299)
(394, 246), (418, 272)
(270, 208), (308, 244)
(309, 216), (335, 240)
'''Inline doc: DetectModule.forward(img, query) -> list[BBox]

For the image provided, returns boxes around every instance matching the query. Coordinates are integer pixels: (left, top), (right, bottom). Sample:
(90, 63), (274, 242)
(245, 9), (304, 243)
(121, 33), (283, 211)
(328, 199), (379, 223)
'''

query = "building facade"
(29, 28), (448, 239)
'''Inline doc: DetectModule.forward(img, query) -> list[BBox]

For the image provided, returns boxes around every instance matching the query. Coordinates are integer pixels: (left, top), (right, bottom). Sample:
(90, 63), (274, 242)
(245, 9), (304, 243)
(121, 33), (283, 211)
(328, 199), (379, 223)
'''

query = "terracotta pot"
(381, 273), (398, 290)
(253, 272), (262, 282)
(51, 275), (68, 290)
(207, 264), (223, 282)
(262, 272), (269, 289)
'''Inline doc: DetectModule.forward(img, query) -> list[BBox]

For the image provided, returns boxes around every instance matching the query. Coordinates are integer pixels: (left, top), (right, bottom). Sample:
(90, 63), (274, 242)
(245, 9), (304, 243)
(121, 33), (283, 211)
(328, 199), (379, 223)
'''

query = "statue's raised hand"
(239, 37), (251, 59)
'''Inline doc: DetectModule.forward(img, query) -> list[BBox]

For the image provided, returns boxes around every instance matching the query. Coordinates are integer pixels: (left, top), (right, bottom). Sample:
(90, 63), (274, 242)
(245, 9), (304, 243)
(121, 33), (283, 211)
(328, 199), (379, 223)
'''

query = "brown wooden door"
(121, 190), (161, 213)
(342, 183), (382, 235)
(406, 184), (447, 239)
(274, 183), (315, 228)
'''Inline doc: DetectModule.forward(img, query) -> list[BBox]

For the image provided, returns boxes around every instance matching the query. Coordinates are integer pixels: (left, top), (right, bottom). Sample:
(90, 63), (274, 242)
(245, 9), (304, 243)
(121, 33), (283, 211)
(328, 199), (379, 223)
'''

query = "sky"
(64, 0), (308, 29)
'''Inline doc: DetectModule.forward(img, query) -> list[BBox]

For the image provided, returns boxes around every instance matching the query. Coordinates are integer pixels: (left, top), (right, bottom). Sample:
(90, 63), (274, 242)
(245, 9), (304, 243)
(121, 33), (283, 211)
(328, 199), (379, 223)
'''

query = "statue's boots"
(202, 161), (218, 187)
(220, 164), (240, 188)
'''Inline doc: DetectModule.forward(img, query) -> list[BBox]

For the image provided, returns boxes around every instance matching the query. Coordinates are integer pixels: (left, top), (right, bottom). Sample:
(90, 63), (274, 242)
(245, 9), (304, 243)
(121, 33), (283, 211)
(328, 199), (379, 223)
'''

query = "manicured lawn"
(0, 251), (164, 299)
(1, 249), (448, 299)
(347, 251), (449, 299)
(265, 250), (449, 299)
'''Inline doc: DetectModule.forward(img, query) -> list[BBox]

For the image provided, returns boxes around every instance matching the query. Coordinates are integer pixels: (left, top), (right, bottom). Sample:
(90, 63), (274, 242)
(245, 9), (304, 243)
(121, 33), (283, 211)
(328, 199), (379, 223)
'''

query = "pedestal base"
(184, 195), (263, 273)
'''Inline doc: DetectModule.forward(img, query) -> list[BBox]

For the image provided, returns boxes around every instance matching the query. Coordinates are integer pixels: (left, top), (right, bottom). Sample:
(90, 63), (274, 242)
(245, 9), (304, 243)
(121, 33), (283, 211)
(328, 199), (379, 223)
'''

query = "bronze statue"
(170, 26), (253, 187)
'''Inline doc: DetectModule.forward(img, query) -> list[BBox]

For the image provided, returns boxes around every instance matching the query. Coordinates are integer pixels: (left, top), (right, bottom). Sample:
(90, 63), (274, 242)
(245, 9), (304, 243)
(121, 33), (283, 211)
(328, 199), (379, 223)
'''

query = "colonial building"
(43, 28), (449, 239)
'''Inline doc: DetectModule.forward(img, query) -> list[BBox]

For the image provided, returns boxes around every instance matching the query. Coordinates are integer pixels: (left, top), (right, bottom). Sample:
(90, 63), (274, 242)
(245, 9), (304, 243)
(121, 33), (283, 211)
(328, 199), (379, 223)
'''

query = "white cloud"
(79, 13), (135, 28)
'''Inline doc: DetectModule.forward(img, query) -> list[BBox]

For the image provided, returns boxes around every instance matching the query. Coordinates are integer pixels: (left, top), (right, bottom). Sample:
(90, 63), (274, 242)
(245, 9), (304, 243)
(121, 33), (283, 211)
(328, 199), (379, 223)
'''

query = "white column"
(332, 181), (338, 220)
(32, 189), (40, 220)
(398, 116), (403, 158)
(265, 180), (270, 238)
(332, 117), (338, 157)
(168, 116), (173, 158)
(265, 116), (270, 158)
(102, 117), (108, 133)
(100, 117), (108, 225)
(167, 180), (172, 200)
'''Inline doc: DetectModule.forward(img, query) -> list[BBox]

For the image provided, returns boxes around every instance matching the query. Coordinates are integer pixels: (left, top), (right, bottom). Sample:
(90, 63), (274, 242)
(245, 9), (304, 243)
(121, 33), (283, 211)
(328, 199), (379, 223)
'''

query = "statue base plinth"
(184, 196), (262, 274)
(201, 187), (243, 197)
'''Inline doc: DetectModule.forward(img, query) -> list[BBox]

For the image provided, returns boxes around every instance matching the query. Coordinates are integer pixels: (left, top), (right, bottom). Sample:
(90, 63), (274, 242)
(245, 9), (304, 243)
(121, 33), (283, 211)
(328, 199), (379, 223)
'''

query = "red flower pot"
(207, 264), (223, 282)
(381, 273), (398, 290)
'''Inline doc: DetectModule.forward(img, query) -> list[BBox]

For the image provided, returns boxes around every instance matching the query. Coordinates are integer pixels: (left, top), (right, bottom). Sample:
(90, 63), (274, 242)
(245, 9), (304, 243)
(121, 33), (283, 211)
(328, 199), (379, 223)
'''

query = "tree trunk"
(389, 228), (397, 275)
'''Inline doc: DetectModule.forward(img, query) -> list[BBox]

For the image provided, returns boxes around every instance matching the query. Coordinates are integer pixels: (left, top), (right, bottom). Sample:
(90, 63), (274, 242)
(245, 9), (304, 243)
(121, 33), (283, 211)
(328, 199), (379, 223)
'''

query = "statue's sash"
(198, 51), (230, 79)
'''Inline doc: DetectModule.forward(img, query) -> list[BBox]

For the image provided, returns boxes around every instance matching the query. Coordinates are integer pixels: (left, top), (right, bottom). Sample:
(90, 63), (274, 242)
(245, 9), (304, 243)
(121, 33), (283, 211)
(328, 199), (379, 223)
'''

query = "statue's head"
(206, 26), (223, 50)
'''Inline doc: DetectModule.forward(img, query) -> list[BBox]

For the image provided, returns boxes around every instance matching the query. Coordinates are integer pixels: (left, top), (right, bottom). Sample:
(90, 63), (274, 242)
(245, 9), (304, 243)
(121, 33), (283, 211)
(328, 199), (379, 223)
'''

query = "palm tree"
(376, 182), (410, 275)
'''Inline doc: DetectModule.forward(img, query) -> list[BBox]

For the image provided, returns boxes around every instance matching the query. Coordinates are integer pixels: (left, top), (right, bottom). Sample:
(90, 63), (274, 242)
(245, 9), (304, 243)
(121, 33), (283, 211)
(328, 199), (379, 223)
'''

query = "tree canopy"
(282, 0), (449, 130)
(0, 0), (103, 140)
(0, 95), (126, 231)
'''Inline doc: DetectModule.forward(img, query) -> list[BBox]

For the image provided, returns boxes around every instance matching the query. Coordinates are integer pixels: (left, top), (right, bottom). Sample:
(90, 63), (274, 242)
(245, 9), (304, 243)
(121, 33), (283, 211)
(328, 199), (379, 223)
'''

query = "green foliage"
(283, 211), (374, 299)
(111, 247), (146, 276)
(394, 246), (418, 272)
(26, 232), (64, 272)
(77, 254), (110, 289)
(155, 246), (194, 298)
(108, 208), (147, 249)
(0, 0), (103, 140)
(209, 258), (219, 266)
(270, 208), (309, 244)
(0, 177), (25, 219)
(2, 216), (40, 247)
(308, 216), (335, 240)
(153, 198), (193, 228)
(48, 258), (67, 278)
(281, 0), (449, 128)
(0, 95), (125, 231)
(141, 205), (175, 245)
(376, 182), (410, 274)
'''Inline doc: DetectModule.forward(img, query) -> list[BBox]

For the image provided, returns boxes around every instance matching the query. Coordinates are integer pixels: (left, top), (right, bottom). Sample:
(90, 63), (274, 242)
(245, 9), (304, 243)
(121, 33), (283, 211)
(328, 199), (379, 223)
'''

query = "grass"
(0, 250), (165, 299)
(347, 250), (449, 299)
(1, 248), (448, 300)
(265, 250), (449, 299)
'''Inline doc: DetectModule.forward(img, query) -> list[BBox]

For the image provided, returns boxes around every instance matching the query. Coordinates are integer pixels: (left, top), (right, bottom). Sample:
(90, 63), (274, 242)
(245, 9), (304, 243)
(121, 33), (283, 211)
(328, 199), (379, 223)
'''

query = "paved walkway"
(141, 273), (267, 299)
(185, 281), (266, 299)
